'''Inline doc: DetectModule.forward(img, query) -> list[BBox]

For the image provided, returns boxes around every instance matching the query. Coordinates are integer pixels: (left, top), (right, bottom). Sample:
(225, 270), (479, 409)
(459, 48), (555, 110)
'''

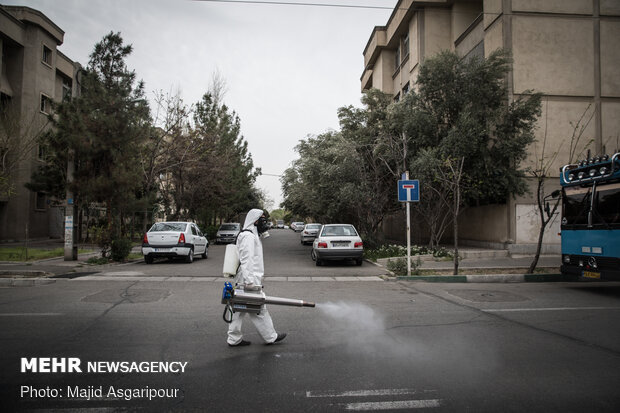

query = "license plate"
(332, 242), (350, 247)
(583, 271), (601, 279)
(154, 248), (170, 252)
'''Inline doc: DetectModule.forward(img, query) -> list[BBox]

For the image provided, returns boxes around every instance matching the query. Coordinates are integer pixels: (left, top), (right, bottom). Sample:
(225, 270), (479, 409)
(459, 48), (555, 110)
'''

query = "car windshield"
(150, 222), (187, 232)
(220, 224), (239, 230)
(306, 224), (321, 229)
(321, 225), (358, 237)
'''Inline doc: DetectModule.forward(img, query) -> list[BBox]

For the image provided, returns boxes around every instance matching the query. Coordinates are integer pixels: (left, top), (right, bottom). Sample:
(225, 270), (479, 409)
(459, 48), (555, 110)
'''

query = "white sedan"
(142, 222), (208, 264)
(311, 224), (363, 266)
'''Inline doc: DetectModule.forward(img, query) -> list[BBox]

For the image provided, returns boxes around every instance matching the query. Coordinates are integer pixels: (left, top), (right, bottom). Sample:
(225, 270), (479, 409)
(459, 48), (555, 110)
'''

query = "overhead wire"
(192, 0), (398, 10)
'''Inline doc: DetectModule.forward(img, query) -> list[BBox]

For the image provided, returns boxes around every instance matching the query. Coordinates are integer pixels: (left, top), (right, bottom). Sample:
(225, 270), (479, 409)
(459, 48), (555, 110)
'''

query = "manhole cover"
(448, 289), (528, 303)
(82, 288), (170, 304)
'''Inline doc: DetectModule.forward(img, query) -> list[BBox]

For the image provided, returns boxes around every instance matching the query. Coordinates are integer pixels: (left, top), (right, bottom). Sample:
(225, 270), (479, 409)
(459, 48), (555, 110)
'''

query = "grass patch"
(0, 247), (93, 262)
(86, 257), (110, 265)
(414, 267), (560, 276)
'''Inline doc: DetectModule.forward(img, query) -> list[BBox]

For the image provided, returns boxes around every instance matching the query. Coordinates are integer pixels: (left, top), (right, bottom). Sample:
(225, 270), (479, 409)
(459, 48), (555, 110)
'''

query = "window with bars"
(42, 45), (52, 66)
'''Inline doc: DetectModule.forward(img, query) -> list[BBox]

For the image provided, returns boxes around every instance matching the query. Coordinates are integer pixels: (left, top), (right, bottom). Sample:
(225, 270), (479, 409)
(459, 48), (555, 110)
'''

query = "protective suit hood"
(236, 208), (265, 287)
(243, 208), (264, 233)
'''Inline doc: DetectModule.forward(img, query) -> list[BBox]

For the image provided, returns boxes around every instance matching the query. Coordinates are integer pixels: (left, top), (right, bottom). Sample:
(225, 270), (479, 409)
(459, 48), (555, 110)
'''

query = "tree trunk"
(453, 192), (459, 276)
(528, 179), (545, 274)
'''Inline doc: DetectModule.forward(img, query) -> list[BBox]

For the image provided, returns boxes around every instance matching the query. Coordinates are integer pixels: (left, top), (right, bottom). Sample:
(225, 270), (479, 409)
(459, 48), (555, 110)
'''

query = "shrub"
(365, 244), (453, 261)
(386, 257), (422, 276)
(201, 225), (219, 241)
(110, 238), (133, 262)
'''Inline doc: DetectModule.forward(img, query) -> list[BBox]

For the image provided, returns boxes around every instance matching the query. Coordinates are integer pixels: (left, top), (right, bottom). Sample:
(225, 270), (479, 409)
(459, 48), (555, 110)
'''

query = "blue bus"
(560, 153), (620, 280)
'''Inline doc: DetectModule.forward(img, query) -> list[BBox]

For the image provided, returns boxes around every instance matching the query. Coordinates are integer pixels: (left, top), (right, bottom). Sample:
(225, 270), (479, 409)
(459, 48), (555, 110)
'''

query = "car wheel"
(310, 249), (316, 261)
(202, 248), (208, 259)
(185, 249), (194, 263)
(356, 258), (363, 266)
(315, 258), (323, 266)
(144, 255), (153, 264)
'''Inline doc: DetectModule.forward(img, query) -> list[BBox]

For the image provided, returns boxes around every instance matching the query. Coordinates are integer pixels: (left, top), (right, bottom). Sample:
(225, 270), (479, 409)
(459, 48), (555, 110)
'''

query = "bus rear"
(560, 153), (620, 280)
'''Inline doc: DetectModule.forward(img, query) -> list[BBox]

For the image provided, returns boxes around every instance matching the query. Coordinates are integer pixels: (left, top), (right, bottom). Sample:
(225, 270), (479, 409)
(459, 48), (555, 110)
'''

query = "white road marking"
(306, 388), (424, 398)
(345, 399), (441, 410)
(483, 307), (620, 312)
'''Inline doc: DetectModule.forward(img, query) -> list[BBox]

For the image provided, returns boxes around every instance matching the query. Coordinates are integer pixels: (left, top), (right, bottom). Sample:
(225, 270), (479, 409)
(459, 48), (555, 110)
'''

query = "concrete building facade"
(361, 0), (620, 253)
(0, 5), (80, 241)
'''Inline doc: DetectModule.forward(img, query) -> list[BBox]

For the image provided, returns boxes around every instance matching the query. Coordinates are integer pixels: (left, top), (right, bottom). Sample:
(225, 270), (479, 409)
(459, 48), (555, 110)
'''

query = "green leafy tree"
(282, 49), (541, 254)
(383, 50), (541, 249)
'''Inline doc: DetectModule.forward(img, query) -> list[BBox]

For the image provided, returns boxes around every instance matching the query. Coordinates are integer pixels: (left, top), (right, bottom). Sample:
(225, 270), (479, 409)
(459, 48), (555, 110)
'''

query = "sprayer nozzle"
(303, 301), (316, 308)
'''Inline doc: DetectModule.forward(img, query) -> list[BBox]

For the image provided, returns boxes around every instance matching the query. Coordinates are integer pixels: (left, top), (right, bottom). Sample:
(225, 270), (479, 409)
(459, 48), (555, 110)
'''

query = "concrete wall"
(0, 6), (78, 241)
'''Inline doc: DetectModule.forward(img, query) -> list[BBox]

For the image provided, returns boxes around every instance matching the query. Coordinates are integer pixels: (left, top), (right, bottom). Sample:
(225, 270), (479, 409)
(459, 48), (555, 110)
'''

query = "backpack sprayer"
(221, 243), (315, 323)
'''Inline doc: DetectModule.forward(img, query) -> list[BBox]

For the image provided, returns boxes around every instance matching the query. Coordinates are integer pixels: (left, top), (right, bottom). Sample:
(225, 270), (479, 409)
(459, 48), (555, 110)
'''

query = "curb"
(0, 270), (54, 278)
(395, 273), (575, 283)
(0, 278), (56, 287)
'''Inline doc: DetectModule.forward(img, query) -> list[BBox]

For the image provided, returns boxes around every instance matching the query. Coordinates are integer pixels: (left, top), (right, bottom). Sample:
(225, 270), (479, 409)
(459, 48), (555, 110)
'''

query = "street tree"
(30, 32), (151, 252)
(389, 50), (541, 248)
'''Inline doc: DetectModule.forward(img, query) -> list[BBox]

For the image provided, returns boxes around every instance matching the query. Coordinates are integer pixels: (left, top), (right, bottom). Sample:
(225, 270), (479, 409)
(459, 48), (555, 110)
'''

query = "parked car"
(142, 221), (208, 264)
(276, 220), (284, 229)
(291, 222), (305, 232)
(215, 223), (241, 244)
(300, 223), (322, 245)
(311, 224), (363, 266)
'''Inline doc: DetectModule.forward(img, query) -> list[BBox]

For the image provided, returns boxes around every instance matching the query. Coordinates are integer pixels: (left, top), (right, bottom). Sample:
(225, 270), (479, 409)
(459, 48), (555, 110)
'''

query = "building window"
(62, 78), (72, 101)
(403, 34), (410, 59)
(394, 46), (401, 70)
(393, 92), (400, 103)
(40, 94), (51, 114)
(35, 192), (47, 210)
(402, 82), (410, 96)
(42, 45), (52, 66)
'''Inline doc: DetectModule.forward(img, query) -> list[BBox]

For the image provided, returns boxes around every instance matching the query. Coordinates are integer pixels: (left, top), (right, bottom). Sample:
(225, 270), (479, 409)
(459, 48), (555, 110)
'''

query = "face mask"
(256, 217), (269, 234)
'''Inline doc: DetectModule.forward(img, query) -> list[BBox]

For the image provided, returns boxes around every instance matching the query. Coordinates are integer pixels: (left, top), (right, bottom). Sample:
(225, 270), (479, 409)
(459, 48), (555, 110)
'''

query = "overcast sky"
(8, 0), (396, 210)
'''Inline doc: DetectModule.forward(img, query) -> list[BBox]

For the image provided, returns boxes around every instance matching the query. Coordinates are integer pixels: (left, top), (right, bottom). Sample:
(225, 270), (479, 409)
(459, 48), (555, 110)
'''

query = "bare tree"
(435, 156), (466, 275)
(527, 102), (594, 274)
(0, 105), (50, 198)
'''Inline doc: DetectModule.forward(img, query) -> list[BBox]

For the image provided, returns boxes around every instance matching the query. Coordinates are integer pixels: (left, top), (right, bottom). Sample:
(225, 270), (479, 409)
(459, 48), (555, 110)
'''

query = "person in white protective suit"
(227, 208), (287, 347)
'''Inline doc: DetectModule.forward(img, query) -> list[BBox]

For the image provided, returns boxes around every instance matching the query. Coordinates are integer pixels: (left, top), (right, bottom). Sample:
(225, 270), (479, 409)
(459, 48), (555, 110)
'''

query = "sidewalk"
(373, 248), (567, 282)
(0, 240), (140, 280)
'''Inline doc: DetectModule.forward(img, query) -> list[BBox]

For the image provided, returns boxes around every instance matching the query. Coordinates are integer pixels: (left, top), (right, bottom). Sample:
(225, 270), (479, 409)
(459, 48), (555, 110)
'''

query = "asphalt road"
(92, 228), (389, 278)
(1, 232), (620, 412)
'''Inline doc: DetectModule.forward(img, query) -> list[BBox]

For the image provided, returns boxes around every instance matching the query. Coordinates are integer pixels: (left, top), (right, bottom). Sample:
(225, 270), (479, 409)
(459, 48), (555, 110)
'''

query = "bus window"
(594, 182), (620, 225)
(562, 186), (592, 226)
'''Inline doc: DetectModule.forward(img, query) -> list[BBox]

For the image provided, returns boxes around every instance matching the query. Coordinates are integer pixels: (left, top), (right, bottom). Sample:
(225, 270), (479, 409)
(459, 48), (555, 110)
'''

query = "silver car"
(311, 224), (363, 266)
(216, 223), (241, 244)
(142, 221), (208, 264)
(291, 221), (305, 232)
(300, 223), (322, 245)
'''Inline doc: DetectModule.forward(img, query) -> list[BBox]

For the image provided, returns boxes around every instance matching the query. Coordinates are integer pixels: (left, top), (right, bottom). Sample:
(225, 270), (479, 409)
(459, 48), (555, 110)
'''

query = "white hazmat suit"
(226, 209), (279, 345)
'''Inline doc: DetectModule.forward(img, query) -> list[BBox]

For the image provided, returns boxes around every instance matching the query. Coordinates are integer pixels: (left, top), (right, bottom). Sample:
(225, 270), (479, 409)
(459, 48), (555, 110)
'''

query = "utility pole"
(64, 150), (77, 260)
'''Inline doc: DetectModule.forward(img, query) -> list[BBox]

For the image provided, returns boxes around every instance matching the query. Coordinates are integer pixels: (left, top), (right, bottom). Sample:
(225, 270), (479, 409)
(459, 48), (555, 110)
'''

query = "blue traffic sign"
(398, 179), (419, 202)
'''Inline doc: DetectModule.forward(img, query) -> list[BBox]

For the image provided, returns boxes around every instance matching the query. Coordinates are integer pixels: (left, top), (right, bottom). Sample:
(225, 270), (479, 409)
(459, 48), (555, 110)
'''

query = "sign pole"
(405, 171), (411, 277)
(398, 175), (419, 277)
